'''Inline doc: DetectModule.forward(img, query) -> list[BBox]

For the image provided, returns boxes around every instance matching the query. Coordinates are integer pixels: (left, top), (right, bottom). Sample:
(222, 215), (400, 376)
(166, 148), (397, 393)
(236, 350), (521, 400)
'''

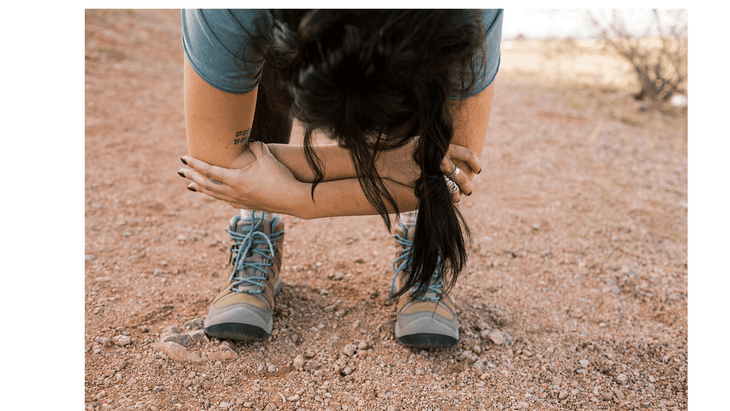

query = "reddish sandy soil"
(85, 10), (687, 411)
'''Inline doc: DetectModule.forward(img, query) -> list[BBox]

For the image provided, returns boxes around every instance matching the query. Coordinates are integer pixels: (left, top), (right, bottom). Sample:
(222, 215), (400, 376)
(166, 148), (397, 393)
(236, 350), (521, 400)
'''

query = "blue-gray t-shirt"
(181, 9), (502, 98)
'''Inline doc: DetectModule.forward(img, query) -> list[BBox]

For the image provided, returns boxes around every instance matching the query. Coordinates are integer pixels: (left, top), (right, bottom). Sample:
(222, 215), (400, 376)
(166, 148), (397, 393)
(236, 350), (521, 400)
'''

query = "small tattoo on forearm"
(234, 128), (251, 145)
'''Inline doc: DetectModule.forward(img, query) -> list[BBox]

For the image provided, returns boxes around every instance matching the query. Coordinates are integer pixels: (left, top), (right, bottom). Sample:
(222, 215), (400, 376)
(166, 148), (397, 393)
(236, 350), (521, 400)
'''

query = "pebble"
(286, 394), (300, 402)
(357, 341), (369, 350)
(579, 359), (590, 368)
(183, 318), (204, 330)
(558, 391), (568, 400)
(649, 375), (656, 383)
(488, 331), (505, 345)
(343, 344), (357, 357)
(264, 403), (277, 411)
(152, 386), (163, 393)
(220, 341), (236, 351)
(155, 341), (204, 362)
(166, 326), (183, 334)
(340, 366), (353, 376)
(616, 373), (629, 385)
(139, 325), (149, 333)
(206, 350), (237, 361)
(268, 363), (277, 373)
(96, 337), (111, 346)
(85, 254), (97, 261)
(472, 344), (482, 354)
(113, 335), (131, 346)
(162, 333), (193, 348)
(187, 329), (209, 344)
(219, 402), (230, 409)
(293, 355), (304, 370)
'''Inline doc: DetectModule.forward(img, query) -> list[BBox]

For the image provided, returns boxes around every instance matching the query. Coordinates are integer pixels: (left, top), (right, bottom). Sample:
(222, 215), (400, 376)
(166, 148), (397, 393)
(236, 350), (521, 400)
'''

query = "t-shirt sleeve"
(460, 9), (503, 99)
(181, 9), (270, 94)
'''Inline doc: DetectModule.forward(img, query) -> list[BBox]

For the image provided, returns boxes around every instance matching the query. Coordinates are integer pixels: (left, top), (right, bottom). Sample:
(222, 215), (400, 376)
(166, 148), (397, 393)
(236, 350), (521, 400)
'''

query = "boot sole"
(204, 322), (270, 341)
(396, 333), (458, 348)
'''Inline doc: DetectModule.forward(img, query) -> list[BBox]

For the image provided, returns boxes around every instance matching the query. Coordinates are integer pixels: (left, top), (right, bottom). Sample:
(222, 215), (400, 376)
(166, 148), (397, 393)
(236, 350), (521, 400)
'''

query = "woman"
(178, 9), (502, 348)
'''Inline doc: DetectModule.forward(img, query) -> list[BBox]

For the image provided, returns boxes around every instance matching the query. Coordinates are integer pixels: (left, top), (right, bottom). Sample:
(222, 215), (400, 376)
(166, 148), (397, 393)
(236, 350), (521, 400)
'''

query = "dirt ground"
(85, 10), (687, 411)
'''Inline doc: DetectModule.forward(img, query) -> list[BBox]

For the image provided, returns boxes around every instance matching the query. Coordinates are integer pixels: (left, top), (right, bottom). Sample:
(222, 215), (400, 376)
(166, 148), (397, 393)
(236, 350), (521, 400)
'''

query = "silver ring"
(444, 177), (459, 194)
(450, 166), (461, 179)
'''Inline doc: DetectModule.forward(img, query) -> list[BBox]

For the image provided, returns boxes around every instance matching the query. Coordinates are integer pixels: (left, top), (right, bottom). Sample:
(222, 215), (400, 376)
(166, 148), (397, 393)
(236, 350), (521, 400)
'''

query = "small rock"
(187, 329), (209, 344)
(579, 359), (590, 368)
(219, 402), (230, 409)
(616, 373), (629, 385)
(85, 254), (96, 262)
(113, 335), (131, 346)
(357, 341), (369, 350)
(558, 391), (568, 400)
(152, 386), (163, 393)
(183, 318), (205, 330)
(305, 350), (316, 359)
(343, 344), (357, 357)
(369, 289), (379, 299)
(155, 341), (204, 362)
(206, 350), (237, 361)
(162, 333), (193, 348)
(649, 375), (656, 383)
(293, 355), (304, 370)
(286, 394), (300, 402)
(340, 366), (353, 376)
(268, 363), (277, 373)
(220, 340), (236, 352)
(166, 326), (183, 334)
(488, 331), (505, 345)
(96, 337), (111, 346)
(472, 345), (482, 354)
(264, 403), (277, 411)
(183, 379), (192, 388)
(139, 325), (149, 333)
(176, 234), (187, 244)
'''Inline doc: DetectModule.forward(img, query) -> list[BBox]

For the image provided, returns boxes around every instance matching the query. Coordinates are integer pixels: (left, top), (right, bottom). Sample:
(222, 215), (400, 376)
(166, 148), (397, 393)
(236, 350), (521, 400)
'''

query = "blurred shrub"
(587, 10), (687, 107)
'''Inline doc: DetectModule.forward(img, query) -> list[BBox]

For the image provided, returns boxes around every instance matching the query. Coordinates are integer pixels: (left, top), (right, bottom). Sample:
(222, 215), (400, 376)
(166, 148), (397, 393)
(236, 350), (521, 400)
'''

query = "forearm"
(293, 178), (418, 219)
(266, 143), (360, 183)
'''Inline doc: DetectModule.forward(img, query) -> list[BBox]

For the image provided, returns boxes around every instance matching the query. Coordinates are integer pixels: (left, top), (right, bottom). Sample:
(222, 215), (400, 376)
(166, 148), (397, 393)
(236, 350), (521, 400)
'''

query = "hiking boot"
(203, 212), (285, 341)
(388, 223), (459, 348)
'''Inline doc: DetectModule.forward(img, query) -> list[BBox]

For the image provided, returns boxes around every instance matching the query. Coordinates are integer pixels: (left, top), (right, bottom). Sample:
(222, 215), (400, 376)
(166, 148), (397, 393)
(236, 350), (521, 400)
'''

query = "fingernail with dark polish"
(177, 171), (186, 178)
(477, 169), (482, 174)
(180, 157), (188, 165)
(187, 186), (196, 192)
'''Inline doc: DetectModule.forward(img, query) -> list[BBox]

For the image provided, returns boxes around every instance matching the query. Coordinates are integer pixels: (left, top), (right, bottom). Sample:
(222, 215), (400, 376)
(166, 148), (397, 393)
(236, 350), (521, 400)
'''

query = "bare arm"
(182, 54), (495, 218)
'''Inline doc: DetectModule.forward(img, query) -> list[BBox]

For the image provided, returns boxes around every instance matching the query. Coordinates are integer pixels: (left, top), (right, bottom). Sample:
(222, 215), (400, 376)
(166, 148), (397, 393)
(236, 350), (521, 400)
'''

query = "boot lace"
(226, 211), (284, 295)
(388, 223), (444, 304)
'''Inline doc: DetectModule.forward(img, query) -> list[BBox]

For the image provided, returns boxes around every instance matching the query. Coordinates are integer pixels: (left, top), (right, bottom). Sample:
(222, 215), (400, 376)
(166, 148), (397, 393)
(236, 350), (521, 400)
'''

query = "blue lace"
(226, 211), (284, 295)
(388, 223), (444, 304)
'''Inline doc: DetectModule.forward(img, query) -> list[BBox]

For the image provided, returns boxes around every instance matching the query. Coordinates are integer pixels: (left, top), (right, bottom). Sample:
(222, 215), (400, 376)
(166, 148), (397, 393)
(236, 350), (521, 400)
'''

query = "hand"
(178, 142), (308, 215)
(375, 139), (482, 203)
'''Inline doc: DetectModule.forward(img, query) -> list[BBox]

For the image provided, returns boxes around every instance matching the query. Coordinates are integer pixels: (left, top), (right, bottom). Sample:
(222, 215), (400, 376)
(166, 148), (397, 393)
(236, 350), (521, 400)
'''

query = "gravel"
(84, 10), (688, 411)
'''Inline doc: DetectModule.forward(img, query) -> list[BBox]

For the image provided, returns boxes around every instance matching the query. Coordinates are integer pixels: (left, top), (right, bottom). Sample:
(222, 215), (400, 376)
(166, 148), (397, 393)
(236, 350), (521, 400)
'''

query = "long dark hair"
(252, 10), (486, 298)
